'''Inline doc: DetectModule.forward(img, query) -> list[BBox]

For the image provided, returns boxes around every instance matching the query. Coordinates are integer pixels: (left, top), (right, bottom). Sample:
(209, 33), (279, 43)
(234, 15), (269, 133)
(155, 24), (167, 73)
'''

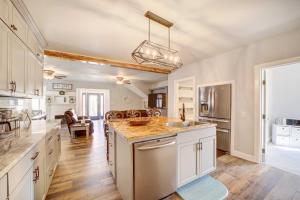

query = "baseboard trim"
(231, 150), (258, 163)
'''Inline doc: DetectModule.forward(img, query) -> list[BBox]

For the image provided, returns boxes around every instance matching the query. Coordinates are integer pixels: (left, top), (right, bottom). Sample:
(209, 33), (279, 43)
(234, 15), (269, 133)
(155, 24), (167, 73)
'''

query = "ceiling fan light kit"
(43, 69), (55, 80)
(132, 11), (183, 71)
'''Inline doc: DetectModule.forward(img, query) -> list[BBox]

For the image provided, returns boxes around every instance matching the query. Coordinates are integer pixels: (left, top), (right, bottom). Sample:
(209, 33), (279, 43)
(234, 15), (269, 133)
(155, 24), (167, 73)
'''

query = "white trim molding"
(254, 55), (300, 163)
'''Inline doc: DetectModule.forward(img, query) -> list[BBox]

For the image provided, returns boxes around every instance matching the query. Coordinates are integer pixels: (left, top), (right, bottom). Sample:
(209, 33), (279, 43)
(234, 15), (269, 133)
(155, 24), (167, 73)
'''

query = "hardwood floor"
(46, 121), (300, 200)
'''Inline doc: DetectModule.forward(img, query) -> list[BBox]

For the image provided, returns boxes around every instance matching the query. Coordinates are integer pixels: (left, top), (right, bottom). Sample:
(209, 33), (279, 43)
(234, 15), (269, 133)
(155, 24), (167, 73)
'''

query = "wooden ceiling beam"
(44, 50), (171, 74)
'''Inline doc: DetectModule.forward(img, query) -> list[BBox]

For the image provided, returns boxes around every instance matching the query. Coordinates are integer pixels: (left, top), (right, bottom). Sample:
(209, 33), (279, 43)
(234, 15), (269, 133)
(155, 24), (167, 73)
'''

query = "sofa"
(64, 109), (94, 136)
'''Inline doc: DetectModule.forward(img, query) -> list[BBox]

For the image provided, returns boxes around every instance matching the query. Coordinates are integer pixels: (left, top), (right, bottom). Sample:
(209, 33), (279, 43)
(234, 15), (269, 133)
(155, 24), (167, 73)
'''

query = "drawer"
(8, 149), (34, 193)
(292, 127), (300, 138)
(177, 127), (216, 144)
(46, 140), (56, 169)
(290, 137), (300, 147)
(276, 136), (290, 146)
(46, 131), (55, 145)
(0, 174), (7, 200)
(275, 125), (291, 136)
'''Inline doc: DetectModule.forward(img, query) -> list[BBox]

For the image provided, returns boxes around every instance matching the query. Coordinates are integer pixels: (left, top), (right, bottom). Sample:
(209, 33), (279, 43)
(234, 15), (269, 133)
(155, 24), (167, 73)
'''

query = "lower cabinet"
(2, 126), (61, 200)
(177, 130), (216, 187)
(0, 174), (7, 200)
(10, 166), (34, 200)
(108, 130), (115, 178)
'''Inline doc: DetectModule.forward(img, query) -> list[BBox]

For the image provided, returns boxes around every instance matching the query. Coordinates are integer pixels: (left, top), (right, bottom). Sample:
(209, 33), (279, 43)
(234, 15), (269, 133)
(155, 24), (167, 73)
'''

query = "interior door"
(211, 84), (231, 119)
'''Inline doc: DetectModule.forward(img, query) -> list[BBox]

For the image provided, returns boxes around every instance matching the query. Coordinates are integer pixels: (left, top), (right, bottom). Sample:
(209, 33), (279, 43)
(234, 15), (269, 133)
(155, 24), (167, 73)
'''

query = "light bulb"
(169, 55), (174, 61)
(140, 48), (144, 53)
(174, 56), (179, 63)
(164, 54), (168, 60)
(145, 49), (150, 55)
(152, 51), (157, 57)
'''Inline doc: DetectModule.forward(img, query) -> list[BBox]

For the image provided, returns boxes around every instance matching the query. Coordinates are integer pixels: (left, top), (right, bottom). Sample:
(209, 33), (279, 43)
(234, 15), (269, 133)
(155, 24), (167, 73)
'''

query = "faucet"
(180, 103), (185, 122)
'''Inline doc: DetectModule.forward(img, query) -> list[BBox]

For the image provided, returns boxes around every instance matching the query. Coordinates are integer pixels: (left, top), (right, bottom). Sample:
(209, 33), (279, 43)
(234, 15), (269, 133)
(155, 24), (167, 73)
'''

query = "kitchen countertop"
(108, 116), (216, 143)
(0, 120), (61, 178)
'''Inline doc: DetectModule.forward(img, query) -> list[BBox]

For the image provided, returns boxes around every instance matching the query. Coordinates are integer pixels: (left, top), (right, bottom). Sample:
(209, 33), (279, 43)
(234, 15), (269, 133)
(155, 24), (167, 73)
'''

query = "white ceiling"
(25, 0), (300, 66)
(45, 57), (167, 83)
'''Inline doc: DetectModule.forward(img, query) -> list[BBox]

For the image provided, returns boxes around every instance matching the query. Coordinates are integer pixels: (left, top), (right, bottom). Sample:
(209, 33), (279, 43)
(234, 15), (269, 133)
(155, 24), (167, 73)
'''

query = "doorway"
(258, 59), (300, 175)
(82, 93), (104, 120)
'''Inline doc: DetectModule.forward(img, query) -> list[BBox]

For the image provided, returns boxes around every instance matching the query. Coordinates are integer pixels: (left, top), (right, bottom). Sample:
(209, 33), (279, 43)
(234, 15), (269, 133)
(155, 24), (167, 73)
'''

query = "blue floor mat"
(176, 176), (228, 200)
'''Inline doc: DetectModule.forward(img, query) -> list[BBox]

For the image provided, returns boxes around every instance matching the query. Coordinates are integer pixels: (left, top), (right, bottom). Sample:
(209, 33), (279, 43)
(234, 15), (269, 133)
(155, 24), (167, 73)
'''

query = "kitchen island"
(107, 117), (217, 200)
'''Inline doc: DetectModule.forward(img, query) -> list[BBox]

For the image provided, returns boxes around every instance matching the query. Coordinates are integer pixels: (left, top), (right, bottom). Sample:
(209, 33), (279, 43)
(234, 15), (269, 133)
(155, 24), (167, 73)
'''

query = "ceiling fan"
(43, 69), (67, 80)
(116, 76), (131, 85)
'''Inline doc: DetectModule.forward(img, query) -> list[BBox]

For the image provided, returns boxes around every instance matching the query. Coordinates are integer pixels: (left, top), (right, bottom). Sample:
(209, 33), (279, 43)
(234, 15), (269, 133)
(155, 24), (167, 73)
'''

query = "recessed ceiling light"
(80, 60), (88, 64)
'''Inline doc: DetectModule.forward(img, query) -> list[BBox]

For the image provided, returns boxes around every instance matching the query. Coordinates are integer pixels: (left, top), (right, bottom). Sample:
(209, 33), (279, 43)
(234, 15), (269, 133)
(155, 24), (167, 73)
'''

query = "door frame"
(254, 56), (300, 163)
(76, 88), (110, 118)
(196, 80), (235, 155)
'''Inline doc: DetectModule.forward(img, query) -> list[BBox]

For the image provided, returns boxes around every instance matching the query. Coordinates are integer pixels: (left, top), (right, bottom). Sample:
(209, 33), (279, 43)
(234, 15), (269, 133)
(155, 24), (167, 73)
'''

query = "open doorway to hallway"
(261, 61), (300, 175)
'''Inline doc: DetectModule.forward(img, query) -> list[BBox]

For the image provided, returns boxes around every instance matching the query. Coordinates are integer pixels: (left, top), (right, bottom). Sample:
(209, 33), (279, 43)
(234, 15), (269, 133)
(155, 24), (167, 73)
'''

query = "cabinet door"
(177, 140), (198, 187)
(10, 166), (34, 200)
(34, 153), (45, 200)
(9, 34), (26, 94)
(11, 7), (27, 42)
(0, 0), (12, 25)
(0, 21), (9, 91)
(199, 136), (216, 176)
(35, 60), (43, 96)
(27, 52), (36, 95)
(0, 174), (7, 200)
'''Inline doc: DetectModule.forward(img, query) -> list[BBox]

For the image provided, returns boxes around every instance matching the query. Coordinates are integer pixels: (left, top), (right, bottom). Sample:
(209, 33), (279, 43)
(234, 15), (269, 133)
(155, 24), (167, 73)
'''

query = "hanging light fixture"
(132, 11), (183, 70)
(43, 70), (55, 80)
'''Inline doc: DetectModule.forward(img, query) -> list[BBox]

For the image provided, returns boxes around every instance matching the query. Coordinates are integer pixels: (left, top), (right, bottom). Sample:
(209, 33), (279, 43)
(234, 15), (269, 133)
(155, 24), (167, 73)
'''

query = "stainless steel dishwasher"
(134, 136), (177, 200)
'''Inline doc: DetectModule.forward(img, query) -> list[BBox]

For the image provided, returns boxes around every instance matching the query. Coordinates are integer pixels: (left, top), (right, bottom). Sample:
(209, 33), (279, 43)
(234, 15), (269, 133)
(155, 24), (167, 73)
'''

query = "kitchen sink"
(165, 121), (208, 128)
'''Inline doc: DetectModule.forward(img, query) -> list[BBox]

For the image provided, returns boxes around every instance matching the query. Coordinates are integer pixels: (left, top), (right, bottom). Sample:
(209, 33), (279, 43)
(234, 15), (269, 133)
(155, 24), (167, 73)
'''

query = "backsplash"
(0, 97), (32, 113)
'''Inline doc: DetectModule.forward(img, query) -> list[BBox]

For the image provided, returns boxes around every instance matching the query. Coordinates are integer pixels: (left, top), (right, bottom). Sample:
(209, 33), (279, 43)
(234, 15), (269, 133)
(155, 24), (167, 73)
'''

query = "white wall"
(46, 80), (146, 112)
(168, 28), (300, 159)
(267, 63), (300, 123)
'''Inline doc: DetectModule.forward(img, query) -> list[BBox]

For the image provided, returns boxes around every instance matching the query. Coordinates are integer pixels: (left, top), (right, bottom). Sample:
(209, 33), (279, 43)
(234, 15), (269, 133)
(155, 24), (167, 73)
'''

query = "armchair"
(64, 109), (94, 136)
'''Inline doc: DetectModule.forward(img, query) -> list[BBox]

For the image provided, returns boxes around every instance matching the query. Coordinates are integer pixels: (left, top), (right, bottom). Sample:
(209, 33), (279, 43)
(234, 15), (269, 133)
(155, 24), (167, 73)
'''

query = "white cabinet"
(177, 127), (216, 187)
(9, 33), (27, 94)
(11, 7), (27, 42)
(108, 130), (116, 178)
(33, 140), (45, 200)
(10, 166), (34, 200)
(199, 136), (216, 176)
(272, 124), (300, 147)
(0, 174), (7, 200)
(0, 21), (9, 93)
(177, 140), (198, 186)
(27, 51), (43, 96)
(0, 0), (12, 25)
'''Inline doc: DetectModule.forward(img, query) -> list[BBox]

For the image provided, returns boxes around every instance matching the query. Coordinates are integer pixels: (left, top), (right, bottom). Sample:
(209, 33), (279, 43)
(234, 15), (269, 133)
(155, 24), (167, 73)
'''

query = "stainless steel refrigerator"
(199, 84), (231, 153)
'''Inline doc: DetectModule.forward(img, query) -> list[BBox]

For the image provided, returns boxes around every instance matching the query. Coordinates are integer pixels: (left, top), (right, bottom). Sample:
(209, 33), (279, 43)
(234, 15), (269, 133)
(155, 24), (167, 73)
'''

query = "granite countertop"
(108, 116), (216, 143)
(0, 120), (61, 178)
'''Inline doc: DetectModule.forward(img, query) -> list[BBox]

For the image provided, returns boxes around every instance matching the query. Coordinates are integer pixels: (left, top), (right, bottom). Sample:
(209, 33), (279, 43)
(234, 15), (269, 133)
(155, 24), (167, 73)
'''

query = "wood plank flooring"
(46, 121), (300, 200)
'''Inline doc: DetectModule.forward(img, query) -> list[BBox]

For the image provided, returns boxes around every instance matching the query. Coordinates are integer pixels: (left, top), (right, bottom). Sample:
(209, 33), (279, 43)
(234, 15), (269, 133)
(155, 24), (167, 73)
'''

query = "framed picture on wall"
(52, 83), (72, 90)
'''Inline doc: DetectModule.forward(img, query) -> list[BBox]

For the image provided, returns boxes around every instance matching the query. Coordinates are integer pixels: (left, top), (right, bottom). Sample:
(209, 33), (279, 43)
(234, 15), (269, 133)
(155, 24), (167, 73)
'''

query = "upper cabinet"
(9, 33), (27, 94)
(11, 6), (27, 42)
(0, 0), (12, 25)
(0, 21), (9, 92)
(0, 0), (46, 97)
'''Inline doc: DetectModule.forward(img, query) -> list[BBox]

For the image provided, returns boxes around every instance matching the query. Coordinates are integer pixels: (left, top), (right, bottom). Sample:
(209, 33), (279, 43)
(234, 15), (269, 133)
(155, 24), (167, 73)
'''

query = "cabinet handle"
(48, 149), (54, 155)
(9, 81), (14, 92)
(200, 142), (203, 150)
(10, 24), (18, 31)
(13, 81), (16, 92)
(48, 135), (53, 142)
(33, 166), (39, 183)
(31, 152), (39, 160)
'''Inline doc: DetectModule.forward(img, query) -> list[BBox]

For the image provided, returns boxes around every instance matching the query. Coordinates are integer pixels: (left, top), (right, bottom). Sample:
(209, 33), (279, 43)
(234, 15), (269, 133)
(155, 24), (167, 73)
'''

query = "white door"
(35, 60), (43, 96)
(177, 140), (198, 187)
(0, 0), (12, 25)
(10, 166), (34, 200)
(11, 7), (27, 42)
(199, 136), (216, 176)
(0, 21), (9, 91)
(27, 52), (36, 95)
(34, 153), (45, 200)
(9, 33), (26, 94)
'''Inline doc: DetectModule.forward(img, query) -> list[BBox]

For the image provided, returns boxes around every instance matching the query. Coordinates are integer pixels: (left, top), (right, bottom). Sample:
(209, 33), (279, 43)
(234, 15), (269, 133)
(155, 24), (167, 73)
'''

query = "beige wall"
(46, 80), (146, 111)
(168, 28), (300, 158)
